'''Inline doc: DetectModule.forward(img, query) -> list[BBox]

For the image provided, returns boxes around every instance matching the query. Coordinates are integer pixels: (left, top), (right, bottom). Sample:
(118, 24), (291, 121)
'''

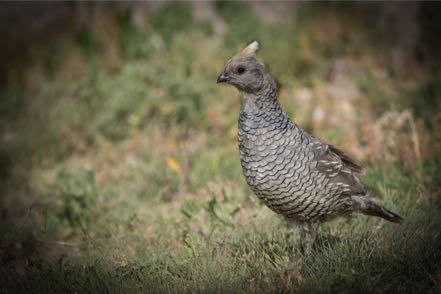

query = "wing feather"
(328, 144), (364, 174)
(311, 139), (365, 195)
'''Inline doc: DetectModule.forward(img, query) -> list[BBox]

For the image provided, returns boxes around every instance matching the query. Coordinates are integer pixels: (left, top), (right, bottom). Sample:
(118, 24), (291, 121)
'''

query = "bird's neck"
(240, 79), (280, 115)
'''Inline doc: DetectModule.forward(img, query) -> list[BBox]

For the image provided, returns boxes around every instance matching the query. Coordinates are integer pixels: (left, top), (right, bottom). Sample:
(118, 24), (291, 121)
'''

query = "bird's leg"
(289, 221), (305, 254)
(303, 222), (319, 253)
(292, 221), (304, 236)
(291, 221), (310, 249)
(290, 222), (319, 253)
(291, 221), (306, 242)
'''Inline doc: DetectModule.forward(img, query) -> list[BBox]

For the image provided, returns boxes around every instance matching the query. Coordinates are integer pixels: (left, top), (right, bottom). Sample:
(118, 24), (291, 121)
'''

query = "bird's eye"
(237, 66), (246, 74)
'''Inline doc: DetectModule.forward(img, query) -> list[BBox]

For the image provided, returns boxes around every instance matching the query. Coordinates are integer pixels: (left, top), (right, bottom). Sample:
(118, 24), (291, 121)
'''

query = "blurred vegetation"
(1, 2), (440, 292)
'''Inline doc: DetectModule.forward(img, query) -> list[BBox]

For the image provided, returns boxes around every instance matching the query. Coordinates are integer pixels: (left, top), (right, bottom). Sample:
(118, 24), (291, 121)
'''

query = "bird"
(217, 41), (403, 252)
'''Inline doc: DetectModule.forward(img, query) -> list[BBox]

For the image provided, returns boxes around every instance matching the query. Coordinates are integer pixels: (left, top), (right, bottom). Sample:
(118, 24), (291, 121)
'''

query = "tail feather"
(352, 195), (403, 223)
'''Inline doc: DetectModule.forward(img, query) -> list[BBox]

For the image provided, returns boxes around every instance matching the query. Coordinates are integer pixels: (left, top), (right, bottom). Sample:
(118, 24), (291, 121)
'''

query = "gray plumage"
(217, 41), (402, 250)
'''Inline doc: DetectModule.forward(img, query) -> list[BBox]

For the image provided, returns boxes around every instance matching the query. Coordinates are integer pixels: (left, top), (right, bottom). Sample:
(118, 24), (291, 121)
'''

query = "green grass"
(1, 2), (441, 293)
(2, 161), (440, 292)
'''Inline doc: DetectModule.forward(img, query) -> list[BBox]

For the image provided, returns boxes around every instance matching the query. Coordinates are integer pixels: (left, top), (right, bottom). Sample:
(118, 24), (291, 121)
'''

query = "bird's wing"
(311, 139), (365, 195)
(327, 144), (364, 174)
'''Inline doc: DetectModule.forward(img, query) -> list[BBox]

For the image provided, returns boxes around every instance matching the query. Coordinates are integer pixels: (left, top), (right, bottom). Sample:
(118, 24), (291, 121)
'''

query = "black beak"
(217, 73), (230, 83)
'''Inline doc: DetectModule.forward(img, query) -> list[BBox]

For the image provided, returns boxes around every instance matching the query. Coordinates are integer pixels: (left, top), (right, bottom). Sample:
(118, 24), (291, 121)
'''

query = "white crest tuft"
(247, 41), (259, 53)
(239, 41), (259, 57)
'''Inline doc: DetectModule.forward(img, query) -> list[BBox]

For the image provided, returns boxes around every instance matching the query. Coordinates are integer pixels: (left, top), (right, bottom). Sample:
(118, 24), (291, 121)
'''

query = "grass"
(2, 162), (440, 292)
(1, 2), (441, 293)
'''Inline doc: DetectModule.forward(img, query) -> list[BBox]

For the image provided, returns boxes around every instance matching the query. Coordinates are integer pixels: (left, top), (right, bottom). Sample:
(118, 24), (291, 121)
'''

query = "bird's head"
(217, 41), (270, 94)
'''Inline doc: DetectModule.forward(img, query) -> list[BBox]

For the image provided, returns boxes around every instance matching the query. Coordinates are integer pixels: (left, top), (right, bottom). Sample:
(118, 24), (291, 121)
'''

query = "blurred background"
(1, 2), (441, 292)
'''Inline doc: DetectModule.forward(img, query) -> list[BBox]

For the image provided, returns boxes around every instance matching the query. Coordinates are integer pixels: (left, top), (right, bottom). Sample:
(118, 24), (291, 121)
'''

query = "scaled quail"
(217, 41), (402, 251)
